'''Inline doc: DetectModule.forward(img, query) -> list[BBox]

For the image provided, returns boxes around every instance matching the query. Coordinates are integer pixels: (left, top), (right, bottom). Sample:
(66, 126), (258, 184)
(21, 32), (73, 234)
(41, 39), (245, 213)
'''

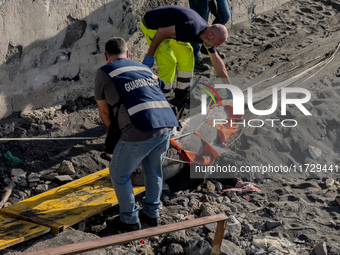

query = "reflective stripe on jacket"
(100, 58), (178, 131)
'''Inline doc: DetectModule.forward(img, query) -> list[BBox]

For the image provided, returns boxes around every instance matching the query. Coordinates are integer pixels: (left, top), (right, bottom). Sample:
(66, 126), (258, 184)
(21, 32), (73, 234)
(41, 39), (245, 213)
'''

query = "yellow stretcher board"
(0, 214), (50, 250)
(0, 168), (145, 235)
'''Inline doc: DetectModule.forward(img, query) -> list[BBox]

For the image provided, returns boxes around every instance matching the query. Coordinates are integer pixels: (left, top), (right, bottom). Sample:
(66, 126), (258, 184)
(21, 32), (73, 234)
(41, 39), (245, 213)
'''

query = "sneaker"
(194, 57), (210, 71)
(139, 210), (159, 227)
(108, 217), (141, 233)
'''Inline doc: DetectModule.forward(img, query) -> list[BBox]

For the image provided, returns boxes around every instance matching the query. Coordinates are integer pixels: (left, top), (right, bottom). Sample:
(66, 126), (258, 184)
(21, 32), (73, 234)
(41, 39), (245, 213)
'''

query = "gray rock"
(204, 222), (217, 233)
(58, 160), (76, 175)
(244, 224), (255, 232)
(225, 190), (237, 200)
(55, 175), (73, 182)
(325, 178), (334, 188)
(170, 197), (189, 207)
(220, 239), (246, 255)
(314, 242), (327, 255)
(185, 239), (211, 255)
(166, 230), (189, 246)
(216, 197), (224, 203)
(206, 191), (219, 198)
(224, 215), (242, 238)
(188, 198), (200, 209)
(223, 196), (231, 203)
(28, 181), (38, 188)
(35, 184), (48, 193)
(226, 202), (238, 213)
(219, 204), (232, 215)
(265, 220), (282, 230)
(245, 247), (255, 255)
(214, 182), (223, 192)
(231, 196), (241, 203)
(254, 221), (265, 231)
(199, 203), (216, 217)
(40, 173), (58, 181)
(205, 181), (216, 192)
(28, 172), (40, 183)
(167, 243), (184, 255)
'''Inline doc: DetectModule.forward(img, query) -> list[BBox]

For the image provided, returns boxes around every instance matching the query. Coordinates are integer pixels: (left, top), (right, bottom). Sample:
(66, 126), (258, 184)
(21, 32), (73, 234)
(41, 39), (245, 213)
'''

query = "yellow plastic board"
(0, 169), (145, 234)
(0, 214), (50, 250)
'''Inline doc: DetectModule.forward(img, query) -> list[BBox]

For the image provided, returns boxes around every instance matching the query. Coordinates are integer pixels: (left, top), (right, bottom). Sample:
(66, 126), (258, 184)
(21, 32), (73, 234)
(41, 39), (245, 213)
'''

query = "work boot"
(174, 88), (201, 106)
(174, 88), (190, 102)
(194, 57), (210, 71)
(139, 210), (159, 227)
(108, 217), (141, 233)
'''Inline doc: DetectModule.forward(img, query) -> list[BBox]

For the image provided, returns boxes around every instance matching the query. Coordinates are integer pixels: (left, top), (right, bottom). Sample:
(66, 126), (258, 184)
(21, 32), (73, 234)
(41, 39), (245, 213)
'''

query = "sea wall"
(0, 0), (290, 119)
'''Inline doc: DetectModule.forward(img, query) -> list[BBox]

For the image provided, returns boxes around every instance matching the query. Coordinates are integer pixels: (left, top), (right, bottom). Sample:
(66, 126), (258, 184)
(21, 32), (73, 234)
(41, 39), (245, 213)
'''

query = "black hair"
(105, 37), (127, 56)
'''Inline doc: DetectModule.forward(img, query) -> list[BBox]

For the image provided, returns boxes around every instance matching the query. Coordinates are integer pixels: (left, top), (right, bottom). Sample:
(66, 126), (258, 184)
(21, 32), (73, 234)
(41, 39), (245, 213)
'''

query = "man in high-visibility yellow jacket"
(141, 5), (231, 101)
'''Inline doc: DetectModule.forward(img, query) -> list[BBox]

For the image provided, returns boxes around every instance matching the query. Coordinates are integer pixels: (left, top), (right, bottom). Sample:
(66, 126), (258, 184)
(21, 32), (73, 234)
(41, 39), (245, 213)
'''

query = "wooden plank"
(0, 214), (50, 250)
(0, 169), (145, 234)
(23, 214), (228, 255)
(210, 219), (227, 255)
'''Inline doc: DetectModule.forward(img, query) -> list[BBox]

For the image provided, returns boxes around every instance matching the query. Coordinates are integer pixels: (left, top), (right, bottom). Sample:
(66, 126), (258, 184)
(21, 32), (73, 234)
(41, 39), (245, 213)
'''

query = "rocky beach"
(1, 0), (340, 254)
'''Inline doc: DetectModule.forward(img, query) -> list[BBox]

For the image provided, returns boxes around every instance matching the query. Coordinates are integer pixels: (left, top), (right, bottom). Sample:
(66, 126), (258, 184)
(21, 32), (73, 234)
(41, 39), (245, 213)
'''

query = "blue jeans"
(189, 0), (231, 59)
(109, 130), (172, 224)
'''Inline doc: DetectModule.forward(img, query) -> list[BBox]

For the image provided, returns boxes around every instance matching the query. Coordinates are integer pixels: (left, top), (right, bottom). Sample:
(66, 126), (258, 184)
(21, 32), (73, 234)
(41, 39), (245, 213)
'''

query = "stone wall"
(0, 0), (290, 119)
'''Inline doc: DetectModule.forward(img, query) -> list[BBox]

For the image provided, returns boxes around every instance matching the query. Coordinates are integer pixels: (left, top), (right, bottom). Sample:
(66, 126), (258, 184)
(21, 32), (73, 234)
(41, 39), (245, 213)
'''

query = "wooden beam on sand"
(0, 180), (15, 209)
(22, 214), (228, 255)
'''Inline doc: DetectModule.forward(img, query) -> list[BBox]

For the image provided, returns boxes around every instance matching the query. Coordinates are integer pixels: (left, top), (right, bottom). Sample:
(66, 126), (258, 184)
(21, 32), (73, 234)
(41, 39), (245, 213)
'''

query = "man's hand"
(143, 54), (155, 68)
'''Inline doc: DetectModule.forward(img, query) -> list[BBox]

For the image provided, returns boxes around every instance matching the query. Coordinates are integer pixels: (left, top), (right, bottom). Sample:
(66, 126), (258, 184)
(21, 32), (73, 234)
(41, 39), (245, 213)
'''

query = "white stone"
(28, 173), (40, 182)
(308, 146), (322, 159)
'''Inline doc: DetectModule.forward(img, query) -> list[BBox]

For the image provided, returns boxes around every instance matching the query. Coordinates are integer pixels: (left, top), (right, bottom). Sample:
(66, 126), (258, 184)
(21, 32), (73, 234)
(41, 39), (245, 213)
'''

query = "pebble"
(58, 160), (76, 175)
(325, 178), (334, 188)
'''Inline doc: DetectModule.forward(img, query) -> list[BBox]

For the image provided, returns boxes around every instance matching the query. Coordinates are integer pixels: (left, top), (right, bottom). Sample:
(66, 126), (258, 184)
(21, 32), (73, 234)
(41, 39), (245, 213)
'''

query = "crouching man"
(95, 37), (178, 232)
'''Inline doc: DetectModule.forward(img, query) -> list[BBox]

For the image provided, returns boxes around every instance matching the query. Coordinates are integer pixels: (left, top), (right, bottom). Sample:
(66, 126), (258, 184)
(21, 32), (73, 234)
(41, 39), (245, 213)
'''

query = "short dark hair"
(105, 37), (127, 56)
